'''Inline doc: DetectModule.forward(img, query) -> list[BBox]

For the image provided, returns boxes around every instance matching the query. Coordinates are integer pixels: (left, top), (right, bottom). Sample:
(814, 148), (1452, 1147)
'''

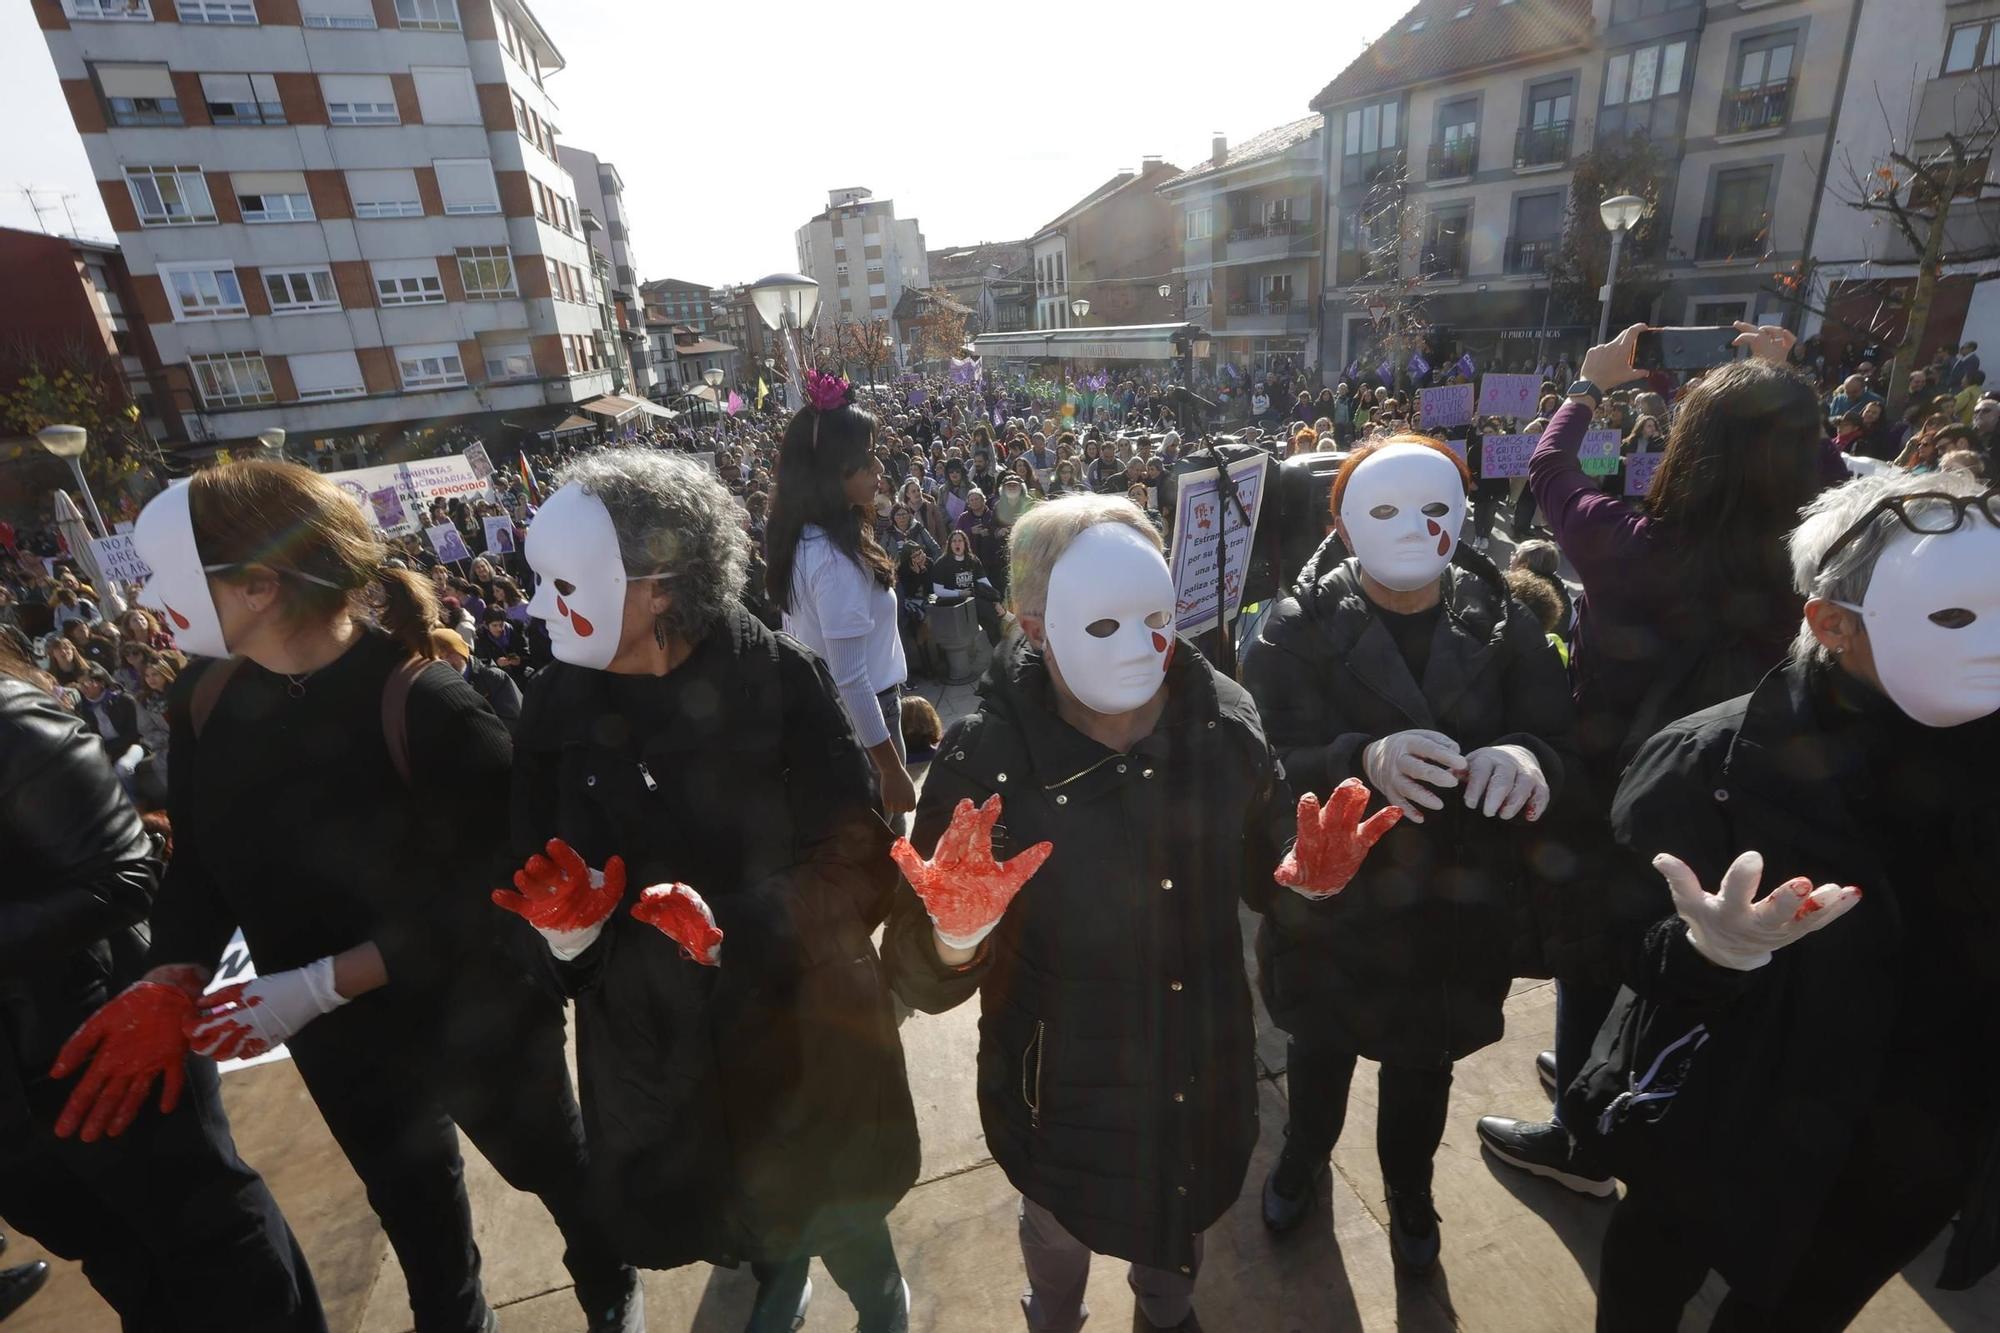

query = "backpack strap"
(381, 656), (429, 787)
(187, 656), (248, 739)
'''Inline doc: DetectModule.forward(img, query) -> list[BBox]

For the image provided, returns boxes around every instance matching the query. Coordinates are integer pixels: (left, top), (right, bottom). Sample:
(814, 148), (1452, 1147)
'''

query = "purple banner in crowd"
(1438, 436), (1467, 462)
(1419, 383), (1475, 431)
(1477, 374), (1542, 421)
(1625, 450), (1664, 496)
(1480, 433), (1539, 480)
(1579, 429), (1624, 477)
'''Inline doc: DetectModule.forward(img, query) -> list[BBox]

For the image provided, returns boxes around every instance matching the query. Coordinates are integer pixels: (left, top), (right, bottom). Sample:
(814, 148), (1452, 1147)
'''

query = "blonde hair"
(1007, 493), (1163, 618)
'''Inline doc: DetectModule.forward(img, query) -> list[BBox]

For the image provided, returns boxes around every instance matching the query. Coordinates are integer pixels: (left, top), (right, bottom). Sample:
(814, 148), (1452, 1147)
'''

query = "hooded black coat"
(883, 640), (1293, 1273)
(509, 607), (919, 1270)
(1241, 549), (1578, 1067)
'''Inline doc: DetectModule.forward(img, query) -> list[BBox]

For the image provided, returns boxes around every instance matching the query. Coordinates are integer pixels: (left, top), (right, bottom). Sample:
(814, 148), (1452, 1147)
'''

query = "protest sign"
(428, 523), (473, 565)
(1579, 429), (1623, 477)
(482, 516), (516, 555)
(89, 533), (152, 584)
(1419, 383), (1475, 431)
(461, 441), (494, 478)
(1625, 450), (1664, 496)
(367, 486), (407, 532)
(322, 457), (489, 523)
(1167, 453), (1267, 638)
(1479, 433), (1539, 480)
(1477, 374), (1542, 420)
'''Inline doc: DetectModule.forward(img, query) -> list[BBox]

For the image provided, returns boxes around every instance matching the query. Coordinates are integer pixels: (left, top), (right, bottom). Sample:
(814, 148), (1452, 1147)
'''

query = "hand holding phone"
(1634, 327), (1742, 372)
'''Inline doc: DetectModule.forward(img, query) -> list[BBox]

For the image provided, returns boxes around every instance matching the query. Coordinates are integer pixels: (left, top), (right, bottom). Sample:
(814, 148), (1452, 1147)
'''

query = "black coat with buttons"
(883, 638), (1294, 1272)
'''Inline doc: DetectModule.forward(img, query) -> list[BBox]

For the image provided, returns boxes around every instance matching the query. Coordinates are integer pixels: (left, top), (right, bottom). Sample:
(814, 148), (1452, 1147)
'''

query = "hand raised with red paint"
(630, 883), (724, 966)
(1276, 779), (1404, 899)
(492, 838), (626, 960)
(892, 795), (1053, 950)
(1655, 850), (1861, 971)
(48, 977), (201, 1141)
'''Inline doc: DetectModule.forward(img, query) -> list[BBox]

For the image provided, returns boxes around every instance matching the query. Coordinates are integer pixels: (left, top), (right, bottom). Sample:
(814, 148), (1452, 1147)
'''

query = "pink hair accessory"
(804, 369), (853, 413)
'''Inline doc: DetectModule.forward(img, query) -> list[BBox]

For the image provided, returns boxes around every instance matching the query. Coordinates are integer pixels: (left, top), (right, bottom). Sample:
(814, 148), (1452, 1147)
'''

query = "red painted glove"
(492, 838), (626, 960)
(48, 975), (201, 1141)
(1274, 778), (1404, 899)
(891, 795), (1054, 950)
(630, 883), (724, 966)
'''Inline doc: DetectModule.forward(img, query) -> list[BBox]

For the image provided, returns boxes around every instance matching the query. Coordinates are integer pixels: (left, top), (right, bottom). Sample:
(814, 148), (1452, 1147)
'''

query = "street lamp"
(882, 334), (894, 386)
(257, 427), (286, 457)
(1070, 297), (1089, 325)
(703, 366), (725, 429)
(1597, 193), (1647, 342)
(36, 424), (107, 539)
(748, 272), (821, 411)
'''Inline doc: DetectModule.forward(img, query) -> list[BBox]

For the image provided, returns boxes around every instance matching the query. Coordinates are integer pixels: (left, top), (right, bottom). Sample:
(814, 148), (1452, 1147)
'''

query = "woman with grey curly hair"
(505, 447), (921, 1332)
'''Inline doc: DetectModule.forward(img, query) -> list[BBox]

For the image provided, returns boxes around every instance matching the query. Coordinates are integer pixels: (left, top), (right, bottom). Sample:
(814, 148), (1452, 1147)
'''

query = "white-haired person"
(883, 493), (1397, 1333)
(1571, 469), (2000, 1329)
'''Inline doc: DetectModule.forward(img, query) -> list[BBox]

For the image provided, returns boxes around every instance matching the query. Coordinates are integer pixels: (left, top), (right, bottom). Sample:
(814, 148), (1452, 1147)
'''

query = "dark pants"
(1551, 978), (1617, 1128)
(1596, 1081), (1974, 1332)
(747, 1214), (904, 1333)
(1285, 1035), (1454, 1193)
(0, 1056), (324, 1332)
(1510, 485), (1540, 539)
(877, 683), (907, 839)
(1472, 485), (1503, 540)
(287, 988), (627, 1333)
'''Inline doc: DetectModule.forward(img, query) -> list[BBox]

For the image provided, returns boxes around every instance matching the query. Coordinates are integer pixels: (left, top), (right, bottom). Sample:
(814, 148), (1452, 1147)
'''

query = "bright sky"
(0, 0), (1394, 286)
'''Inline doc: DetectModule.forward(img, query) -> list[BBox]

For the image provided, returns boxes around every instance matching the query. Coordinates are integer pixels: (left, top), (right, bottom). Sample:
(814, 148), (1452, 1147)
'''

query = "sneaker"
(745, 1276), (812, 1333)
(1536, 1049), (1558, 1102)
(1475, 1116), (1616, 1197)
(0, 1263), (47, 1321)
(1384, 1188), (1440, 1275)
(1260, 1137), (1327, 1234)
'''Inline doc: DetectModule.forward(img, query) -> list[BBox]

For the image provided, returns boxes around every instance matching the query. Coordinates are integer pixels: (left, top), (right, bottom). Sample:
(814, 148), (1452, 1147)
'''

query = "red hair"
(1330, 434), (1473, 517)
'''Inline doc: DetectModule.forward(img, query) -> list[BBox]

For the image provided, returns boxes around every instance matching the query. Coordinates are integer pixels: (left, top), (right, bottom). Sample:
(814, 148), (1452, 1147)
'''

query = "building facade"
(1314, 0), (1864, 379)
(36, 0), (615, 456)
(1160, 119), (1323, 376)
(926, 239), (1032, 335)
(560, 143), (650, 396)
(1029, 159), (1183, 332)
(794, 187), (929, 348)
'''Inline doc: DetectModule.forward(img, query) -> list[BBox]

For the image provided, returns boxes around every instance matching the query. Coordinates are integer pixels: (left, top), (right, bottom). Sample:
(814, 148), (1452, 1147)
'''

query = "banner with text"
(1625, 450), (1664, 496)
(1419, 383), (1475, 431)
(1579, 429), (1624, 477)
(89, 534), (153, 585)
(1168, 454), (1267, 638)
(1479, 433), (1539, 480)
(428, 523), (473, 565)
(1477, 374), (1542, 421)
(324, 457), (490, 529)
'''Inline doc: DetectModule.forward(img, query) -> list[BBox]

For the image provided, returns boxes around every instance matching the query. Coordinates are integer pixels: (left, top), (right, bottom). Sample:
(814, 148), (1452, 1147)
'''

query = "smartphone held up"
(1633, 326), (1742, 372)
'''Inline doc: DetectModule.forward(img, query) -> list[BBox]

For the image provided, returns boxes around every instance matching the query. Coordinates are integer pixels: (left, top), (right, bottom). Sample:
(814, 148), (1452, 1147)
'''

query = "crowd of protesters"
(0, 316), (1994, 1333)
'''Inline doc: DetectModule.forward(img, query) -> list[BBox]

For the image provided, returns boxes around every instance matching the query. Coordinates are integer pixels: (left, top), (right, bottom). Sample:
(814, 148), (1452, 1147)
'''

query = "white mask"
(1043, 523), (1175, 716)
(132, 482), (229, 659)
(1337, 443), (1467, 592)
(524, 484), (635, 671)
(1852, 518), (2000, 727)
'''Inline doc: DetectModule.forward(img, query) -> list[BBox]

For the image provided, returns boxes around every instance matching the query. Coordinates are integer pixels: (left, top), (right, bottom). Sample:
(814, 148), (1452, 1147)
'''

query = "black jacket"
(462, 660), (523, 733)
(0, 681), (160, 1127)
(81, 688), (140, 755)
(1241, 550), (1578, 1066)
(510, 607), (918, 1269)
(1571, 659), (2000, 1300)
(883, 639), (1291, 1272)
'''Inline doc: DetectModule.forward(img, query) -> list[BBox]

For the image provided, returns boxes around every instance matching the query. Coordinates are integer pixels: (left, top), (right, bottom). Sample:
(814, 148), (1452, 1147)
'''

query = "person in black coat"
(75, 666), (141, 757)
(505, 450), (918, 1333)
(431, 627), (522, 734)
(1572, 470), (2000, 1330)
(1241, 438), (1577, 1270)
(0, 639), (324, 1330)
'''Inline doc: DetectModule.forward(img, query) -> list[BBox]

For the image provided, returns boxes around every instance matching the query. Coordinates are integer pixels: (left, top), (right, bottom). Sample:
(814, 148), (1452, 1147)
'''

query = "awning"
(624, 397), (673, 419)
(547, 414), (595, 434)
(578, 395), (642, 421)
(674, 338), (737, 356)
(970, 323), (1199, 363)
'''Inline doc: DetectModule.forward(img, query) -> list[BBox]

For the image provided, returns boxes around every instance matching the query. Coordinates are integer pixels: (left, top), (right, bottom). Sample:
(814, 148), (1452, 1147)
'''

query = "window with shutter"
(321, 74), (398, 125)
(411, 67), (479, 125)
(347, 169), (424, 219)
(289, 350), (366, 399)
(434, 159), (500, 215)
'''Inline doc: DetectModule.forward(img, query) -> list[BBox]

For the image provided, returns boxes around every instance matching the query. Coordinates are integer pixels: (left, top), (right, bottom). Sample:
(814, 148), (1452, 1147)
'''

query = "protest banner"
(1579, 429), (1623, 477)
(461, 441), (494, 478)
(1167, 453), (1267, 638)
(368, 486), (407, 533)
(1625, 450), (1664, 496)
(1477, 374), (1542, 420)
(428, 523), (473, 565)
(482, 515), (517, 555)
(1479, 433), (1539, 480)
(1419, 383), (1475, 431)
(89, 533), (152, 584)
(322, 456), (489, 523)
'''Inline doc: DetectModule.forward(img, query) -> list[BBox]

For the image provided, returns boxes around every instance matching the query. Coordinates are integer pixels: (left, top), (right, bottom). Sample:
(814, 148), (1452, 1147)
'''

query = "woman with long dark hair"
(767, 371), (916, 816)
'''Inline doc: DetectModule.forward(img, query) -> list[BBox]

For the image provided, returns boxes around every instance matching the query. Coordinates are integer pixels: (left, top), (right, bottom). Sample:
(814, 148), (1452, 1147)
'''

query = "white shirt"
(783, 525), (905, 747)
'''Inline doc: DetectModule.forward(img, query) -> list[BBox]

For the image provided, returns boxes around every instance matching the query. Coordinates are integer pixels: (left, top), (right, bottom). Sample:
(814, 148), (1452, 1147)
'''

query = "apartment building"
(794, 187), (929, 347)
(926, 239), (1033, 335)
(1029, 159), (1183, 332)
(35, 0), (611, 455)
(1159, 118), (1323, 376)
(1314, 0), (1862, 377)
(560, 143), (650, 396)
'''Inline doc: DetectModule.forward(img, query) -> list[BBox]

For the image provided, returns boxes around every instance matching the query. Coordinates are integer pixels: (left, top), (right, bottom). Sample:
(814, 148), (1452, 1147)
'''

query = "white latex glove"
(1361, 729), (1465, 824)
(1461, 744), (1548, 821)
(1654, 850), (1863, 971)
(187, 956), (350, 1060)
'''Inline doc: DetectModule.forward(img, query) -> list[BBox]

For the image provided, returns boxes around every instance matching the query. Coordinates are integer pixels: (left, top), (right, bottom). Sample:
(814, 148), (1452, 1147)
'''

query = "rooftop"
(1163, 115), (1323, 189)
(1310, 0), (1594, 108)
(926, 240), (1033, 284)
(1032, 161), (1182, 241)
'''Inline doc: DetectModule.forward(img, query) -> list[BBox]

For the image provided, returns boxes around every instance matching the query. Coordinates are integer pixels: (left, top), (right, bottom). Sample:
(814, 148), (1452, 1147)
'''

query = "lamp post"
(703, 366), (725, 431)
(882, 334), (894, 386)
(748, 272), (821, 412)
(36, 424), (107, 539)
(1065, 297), (1090, 398)
(1597, 193), (1647, 343)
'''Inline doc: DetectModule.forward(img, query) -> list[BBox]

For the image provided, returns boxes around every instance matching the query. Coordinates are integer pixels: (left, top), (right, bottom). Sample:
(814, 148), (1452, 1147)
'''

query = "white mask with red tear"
(1338, 443), (1468, 592)
(1043, 522), (1176, 715)
(132, 481), (230, 659)
(525, 483), (633, 671)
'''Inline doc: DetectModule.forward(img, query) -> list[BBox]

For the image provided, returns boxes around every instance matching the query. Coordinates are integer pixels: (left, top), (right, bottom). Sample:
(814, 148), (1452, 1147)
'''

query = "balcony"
(1719, 79), (1795, 135)
(1695, 217), (1768, 262)
(1427, 137), (1478, 181)
(1226, 298), (1311, 331)
(1225, 217), (1311, 261)
(1505, 235), (1557, 274)
(1514, 121), (1572, 169)
(1342, 147), (1407, 189)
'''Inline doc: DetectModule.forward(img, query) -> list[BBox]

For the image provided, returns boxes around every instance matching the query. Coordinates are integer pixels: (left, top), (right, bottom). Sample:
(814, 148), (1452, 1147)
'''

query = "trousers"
(1551, 978), (1617, 1129)
(1018, 1196), (1199, 1333)
(0, 1055), (324, 1332)
(1285, 1035), (1454, 1193)
(746, 1214), (906, 1333)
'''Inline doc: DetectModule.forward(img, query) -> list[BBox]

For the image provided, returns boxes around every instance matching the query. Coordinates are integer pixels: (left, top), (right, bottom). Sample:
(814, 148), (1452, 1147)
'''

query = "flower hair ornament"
(804, 369), (855, 447)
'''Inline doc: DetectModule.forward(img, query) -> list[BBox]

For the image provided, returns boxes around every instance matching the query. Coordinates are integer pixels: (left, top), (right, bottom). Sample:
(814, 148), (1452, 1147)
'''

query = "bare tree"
(907, 290), (970, 371)
(1343, 163), (1433, 391)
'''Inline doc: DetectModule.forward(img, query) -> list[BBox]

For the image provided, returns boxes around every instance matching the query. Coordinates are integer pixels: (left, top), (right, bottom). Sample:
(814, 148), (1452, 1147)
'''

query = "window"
(562, 337), (581, 373)
(1432, 97), (1479, 177)
(483, 341), (533, 380)
(456, 246), (516, 299)
(263, 267), (339, 313)
(180, 0), (256, 19)
(321, 74), (398, 125)
(347, 169), (423, 218)
(1945, 20), (2000, 74)
(1602, 40), (1689, 139)
(201, 73), (285, 125)
(1507, 191), (1564, 272)
(235, 172), (313, 222)
(289, 350), (366, 400)
(161, 264), (245, 319)
(1264, 197), (1294, 224)
(1725, 33), (1797, 133)
(65, 0), (151, 18)
(1262, 273), (1295, 302)
(126, 166), (215, 226)
(395, 0), (460, 30)
(373, 259), (444, 305)
(1423, 207), (1470, 278)
(411, 66), (478, 125)
(1185, 207), (1213, 241)
(1341, 97), (1402, 185)
(396, 344), (466, 390)
(511, 91), (532, 139)
(189, 352), (274, 407)
(97, 65), (180, 126)
(1517, 79), (1574, 166)
(301, 0), (374, 27)
(1186, 276), (1212, 307)
(1700, 166), (1773, 259)
(435, 158), (500, 215)
(1736, 33), (1795, 91)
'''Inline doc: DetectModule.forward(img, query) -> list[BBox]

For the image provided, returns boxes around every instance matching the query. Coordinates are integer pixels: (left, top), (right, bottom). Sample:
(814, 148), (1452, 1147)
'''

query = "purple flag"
(991, 403), (1004, 427)
(1408, 351), (1431, 379)
(1344, 360), (1360, 380)
(1455, 352), (1477, 379)
(1376, 360), (1392, 382)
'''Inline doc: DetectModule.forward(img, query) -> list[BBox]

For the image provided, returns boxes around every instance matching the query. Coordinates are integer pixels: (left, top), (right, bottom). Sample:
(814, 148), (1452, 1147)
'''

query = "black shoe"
(0, 1263), (47, 1321)
(1475, 1116), (1616, 1197)
(1260, 1138), (1327, 1234)
(1536, 1049), (1558, 1101)
(1385, 1188), (1440, 1275)
(584, 1267), (644, 1333)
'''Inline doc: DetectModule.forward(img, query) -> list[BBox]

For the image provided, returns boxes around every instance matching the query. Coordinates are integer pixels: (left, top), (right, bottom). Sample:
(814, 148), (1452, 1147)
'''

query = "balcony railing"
(1428, 137), (1478, 180)
(1420, 245), (1467, 279)
(1514, 121), (1572, 168)
(1720, 79), (1795, 135)
(1505, 235), (1557, 274)
(1228, 299), (1298, 317)
(1695, 216), (1769, 262)
(1228, 218), (1300, 242)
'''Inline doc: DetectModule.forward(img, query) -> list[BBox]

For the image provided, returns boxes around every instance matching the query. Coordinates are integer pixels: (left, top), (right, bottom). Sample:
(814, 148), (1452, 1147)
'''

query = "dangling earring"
(654, 614), (669, 649)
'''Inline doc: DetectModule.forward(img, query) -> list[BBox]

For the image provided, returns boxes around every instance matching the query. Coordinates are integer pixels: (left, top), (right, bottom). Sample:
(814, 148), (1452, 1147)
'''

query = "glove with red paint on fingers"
(1655, 849), (1863, 971)
(492, 838), (626, 960)
(891, 795), (1053, 950)
(630, 883), (724, 966)
(186, 956), (349, 1061)
(48, 970), (204, 1142)
(1275, 778), (1404, 899)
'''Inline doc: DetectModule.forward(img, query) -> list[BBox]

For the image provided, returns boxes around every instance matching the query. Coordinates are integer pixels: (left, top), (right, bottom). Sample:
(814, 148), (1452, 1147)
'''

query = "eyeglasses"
(1816, 485), (2000, 574)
